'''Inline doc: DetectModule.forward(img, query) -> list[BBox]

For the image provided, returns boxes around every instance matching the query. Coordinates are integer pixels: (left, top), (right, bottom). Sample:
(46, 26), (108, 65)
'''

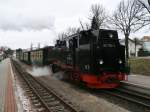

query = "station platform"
(0, 59), (17, 112)
(127, 74), (150, 88)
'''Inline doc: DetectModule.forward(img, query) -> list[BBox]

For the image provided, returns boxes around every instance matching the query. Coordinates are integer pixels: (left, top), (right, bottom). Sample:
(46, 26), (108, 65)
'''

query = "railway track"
(12, 59), (150, 111)
(103, 88), (150, 108)
(12, 59), (80, 112)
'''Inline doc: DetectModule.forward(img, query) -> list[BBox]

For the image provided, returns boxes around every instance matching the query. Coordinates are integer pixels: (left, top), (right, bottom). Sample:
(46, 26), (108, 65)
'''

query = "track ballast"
(103, 88), (150, 108)
(12, 59), (80, 112)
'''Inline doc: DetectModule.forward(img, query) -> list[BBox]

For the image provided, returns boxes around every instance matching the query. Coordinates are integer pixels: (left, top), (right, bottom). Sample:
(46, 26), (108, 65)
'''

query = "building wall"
(120, 39), (142, 57)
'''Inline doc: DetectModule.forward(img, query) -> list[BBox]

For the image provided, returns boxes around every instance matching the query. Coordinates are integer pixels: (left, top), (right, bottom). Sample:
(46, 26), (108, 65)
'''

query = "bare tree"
(90, 4), (108, 29)
(138, 0), (150, 13)
(58, 32), (67, 40)
(66, 27), (80, 36)
(57, 27), (80, 41)
(111, 0), (147, 59)
(78, 4), (108, 30)
(79, 19), (90, 30)
(138, 0), (150, 24)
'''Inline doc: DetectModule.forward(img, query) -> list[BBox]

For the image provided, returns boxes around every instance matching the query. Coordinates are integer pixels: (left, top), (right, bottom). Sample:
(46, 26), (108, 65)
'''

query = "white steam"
(28, 66), (52, 77)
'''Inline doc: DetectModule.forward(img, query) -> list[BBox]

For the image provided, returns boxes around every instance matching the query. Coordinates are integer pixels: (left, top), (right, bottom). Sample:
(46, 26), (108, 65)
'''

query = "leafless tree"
(66, 27), (80, 36)
(57, 27), (80, 41)
(138, 0), (150, 13)
(58, 32), (67, 40)
(111, 0), (147, 59)
(79, 19), (90, 30)
(90, 4), (108, 29)
(137, 0), (150, 24)
(78, 4), (108, 30)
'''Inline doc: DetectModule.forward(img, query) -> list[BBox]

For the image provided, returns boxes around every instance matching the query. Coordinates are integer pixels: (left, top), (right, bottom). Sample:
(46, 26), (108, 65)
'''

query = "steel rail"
(103, 88), (150, 108)
(12, 59), (79, 112)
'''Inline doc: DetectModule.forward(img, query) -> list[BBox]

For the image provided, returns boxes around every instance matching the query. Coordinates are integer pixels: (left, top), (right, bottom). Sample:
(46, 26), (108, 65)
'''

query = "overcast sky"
(0, 0), (149, 49)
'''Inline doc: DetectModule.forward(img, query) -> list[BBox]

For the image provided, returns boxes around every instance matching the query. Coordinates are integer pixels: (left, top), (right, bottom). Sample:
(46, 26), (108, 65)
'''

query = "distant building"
(138, 36), (150, 56)
(141, 36), (150, 41)
(0, 48), (4, 60)
(119, 38), (142, 57)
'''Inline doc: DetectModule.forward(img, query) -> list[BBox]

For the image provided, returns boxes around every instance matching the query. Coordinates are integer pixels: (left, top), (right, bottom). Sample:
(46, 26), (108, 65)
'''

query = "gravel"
(37, 75), (130, 112)
(12, 60), (37, 112)
(17, 60), (147, 112)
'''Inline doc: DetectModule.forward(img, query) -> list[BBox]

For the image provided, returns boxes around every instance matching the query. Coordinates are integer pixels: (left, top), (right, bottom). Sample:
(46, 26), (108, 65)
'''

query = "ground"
(20, 62), (130, 112)
(37, 75), (130, 112)
(0, 59), (17, 112)
(129, 57), (150, 76)
(12, 59), (150, 112)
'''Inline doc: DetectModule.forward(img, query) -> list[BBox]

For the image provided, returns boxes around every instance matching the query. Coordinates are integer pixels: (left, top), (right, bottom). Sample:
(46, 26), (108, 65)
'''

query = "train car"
(16, 49), (23, 60)
(30, 46), (53, 65)
(51, 29), (129, 89)
(23, 51), (30, 64)
(0, 55), (3, 62)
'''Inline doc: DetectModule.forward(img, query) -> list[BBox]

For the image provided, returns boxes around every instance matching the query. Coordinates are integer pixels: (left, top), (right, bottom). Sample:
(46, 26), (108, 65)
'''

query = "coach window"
(39, 51), (41, 59)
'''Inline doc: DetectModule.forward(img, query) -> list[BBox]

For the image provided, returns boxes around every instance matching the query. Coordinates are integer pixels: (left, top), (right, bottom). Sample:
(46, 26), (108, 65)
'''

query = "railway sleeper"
(41, 93), (50, 96)
(26, 91), (33, 94)
(44, 98), (56, 102)
(37, 88), (45, 91)
(27, 92), (34, 96)
(34, 102), (42, 107)
(37, 90), (47, 93)
(30, 96), (37, 100)
(42, 95), (53, 98)
(28, 94), (34, 97)
(47, 101), (60, 106)
(37, 107), (46, 112)
(23, 85), (29, 89)
(25, 89), (32, 92)
(38, 93), (50, 97)
(49, 105), (65, 111)
(42, 97), (54, 100)
(32, 99), (40, 104)
(34, 85), (42, 87)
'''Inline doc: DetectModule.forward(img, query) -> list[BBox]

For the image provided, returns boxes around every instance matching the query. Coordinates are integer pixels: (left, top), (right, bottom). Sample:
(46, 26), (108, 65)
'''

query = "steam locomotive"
(16, 29), (129, 89)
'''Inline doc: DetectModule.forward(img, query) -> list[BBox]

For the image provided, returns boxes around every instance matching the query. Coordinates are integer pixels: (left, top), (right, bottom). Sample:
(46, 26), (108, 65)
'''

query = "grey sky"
(0, 0), (149, 49)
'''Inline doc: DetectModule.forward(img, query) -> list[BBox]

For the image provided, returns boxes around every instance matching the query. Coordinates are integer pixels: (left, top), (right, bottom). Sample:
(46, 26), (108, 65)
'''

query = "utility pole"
(134, 38), (137, 57)
(38, 43), (40, 48)
(30, 43), (33, 50)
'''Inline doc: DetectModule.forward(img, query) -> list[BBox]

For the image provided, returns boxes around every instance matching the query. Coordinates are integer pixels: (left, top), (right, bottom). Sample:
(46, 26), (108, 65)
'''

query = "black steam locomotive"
(16, 29), (129, 89)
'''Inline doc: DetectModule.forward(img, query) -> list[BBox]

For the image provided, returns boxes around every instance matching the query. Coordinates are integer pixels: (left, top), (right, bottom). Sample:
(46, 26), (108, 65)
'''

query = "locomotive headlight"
(99, 60), (104, 65)
(119, 59), (122, 64)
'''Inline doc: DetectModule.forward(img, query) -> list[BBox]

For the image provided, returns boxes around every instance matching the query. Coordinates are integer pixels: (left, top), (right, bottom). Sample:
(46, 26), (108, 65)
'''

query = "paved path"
(127, 74), (150, 88)
(0, 59), (17, 112)
(0, 59), (9, 112)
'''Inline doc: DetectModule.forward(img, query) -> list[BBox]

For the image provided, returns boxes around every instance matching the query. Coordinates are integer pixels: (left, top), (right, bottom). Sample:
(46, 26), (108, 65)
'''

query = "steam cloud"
(28, 66), (52, 77)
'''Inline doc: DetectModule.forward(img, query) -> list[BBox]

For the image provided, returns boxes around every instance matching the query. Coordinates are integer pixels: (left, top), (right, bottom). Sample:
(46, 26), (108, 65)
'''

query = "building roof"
(142, 36), (150, 41)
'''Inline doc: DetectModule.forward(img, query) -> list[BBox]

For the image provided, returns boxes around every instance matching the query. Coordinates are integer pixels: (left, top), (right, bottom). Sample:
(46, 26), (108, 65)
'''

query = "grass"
(129, 58), (150, 76)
